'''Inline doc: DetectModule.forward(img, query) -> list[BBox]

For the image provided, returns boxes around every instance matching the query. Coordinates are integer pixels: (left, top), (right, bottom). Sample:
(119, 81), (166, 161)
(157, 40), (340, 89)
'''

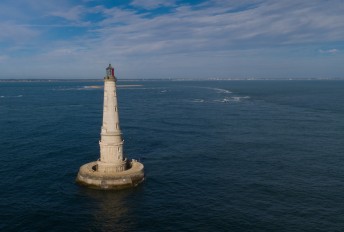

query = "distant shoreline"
(84, 85), (143, 88)
(0, 78), (343, 82)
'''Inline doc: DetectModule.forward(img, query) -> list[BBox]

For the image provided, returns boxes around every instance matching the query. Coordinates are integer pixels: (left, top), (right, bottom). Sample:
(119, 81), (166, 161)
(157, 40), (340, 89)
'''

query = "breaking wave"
(214, 96), (250, 103)
(191, 86), (232, 94)
(212, 88), (232, 94)
(189, 96), (249, 103)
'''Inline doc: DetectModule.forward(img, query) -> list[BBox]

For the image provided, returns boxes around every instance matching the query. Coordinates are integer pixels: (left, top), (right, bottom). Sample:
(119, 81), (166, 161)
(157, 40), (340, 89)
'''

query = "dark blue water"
(1, 80), (344, 231)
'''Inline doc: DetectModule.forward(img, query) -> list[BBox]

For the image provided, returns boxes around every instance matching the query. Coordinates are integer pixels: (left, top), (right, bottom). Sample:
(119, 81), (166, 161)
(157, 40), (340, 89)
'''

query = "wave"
(191, 99), (205, 103)
(53, 85), (149, 91)
(212, 88), (232, 94)
(200, 87), (232, 94)
(53, 87), (80, 91)
(81, 85), (102, 89)
(191, 86), (232, 94)
(52, 86), (102, 91)
(189, 96), (249, 103)
(0, 95), (23, 98)
(214, 96), (250, 103)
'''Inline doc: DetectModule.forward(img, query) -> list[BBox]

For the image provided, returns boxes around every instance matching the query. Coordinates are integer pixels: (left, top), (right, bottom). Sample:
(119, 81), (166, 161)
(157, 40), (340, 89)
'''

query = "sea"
(0, 79), (343, 232)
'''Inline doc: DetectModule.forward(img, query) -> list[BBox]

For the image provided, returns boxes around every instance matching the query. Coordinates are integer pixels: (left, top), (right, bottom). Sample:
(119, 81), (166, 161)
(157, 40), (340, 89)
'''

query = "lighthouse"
(97, 64), (126, 173)
(76, 64), (144, 190)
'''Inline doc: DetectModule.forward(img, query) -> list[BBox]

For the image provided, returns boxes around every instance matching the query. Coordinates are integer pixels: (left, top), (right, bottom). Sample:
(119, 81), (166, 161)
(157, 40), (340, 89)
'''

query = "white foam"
(213, 88), (232, 94)
(194, 86), (232, 94)
(214, 96), (250, 103)
(191, 99), (205, 103)
(82, 85), (102, 89)
(0, 95), (23, 98)
(52, 86), (101, 91)
(53, 88), (77, 91)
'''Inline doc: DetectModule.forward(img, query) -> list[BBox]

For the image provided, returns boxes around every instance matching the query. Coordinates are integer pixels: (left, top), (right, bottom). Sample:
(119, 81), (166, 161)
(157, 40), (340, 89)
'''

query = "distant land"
(0, 77), (344, 82)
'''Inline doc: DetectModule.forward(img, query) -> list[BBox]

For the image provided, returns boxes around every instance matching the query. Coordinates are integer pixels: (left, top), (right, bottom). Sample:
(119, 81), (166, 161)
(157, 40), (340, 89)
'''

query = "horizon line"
(1, 77), (344, 82)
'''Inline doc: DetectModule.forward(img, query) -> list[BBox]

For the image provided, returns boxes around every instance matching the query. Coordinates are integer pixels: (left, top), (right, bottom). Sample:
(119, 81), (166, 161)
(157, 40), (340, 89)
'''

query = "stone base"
(97, 159), (127, 173)
(76, 160), (144, 190)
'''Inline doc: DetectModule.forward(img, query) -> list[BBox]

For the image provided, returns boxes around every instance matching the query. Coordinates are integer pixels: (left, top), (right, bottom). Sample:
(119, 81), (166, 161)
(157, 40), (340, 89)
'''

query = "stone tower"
(97, 64), (126, 173)
(76, 64), (144, 190)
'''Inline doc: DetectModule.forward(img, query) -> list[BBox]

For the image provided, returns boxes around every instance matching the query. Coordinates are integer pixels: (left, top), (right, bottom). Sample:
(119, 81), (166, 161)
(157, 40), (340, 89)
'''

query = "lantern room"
(106, 64), (114, 77)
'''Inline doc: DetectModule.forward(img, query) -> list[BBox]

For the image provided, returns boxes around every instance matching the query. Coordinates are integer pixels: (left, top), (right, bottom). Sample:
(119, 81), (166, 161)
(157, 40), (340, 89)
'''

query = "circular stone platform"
(76, 160), (144, 190)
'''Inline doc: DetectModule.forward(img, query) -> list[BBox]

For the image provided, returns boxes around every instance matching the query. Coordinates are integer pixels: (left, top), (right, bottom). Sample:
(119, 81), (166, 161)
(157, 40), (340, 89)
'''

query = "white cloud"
(319, 49), (339, 54)
(50, 5), (86, 22)
(1, 0), (344, 78)
(83, 0), (344, 60)
(0, 22), (38, 42)
(130, 0), (176, 9)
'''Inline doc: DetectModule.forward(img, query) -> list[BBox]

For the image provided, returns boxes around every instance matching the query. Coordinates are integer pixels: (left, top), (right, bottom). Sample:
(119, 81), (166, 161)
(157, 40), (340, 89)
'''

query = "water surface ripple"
(0, 80), (343, 231)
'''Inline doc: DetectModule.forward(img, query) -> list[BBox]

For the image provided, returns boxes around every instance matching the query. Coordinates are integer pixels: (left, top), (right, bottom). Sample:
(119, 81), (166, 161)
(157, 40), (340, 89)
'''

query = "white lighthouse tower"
(76, 64), (144, 190)
(97, 64), (126, 173)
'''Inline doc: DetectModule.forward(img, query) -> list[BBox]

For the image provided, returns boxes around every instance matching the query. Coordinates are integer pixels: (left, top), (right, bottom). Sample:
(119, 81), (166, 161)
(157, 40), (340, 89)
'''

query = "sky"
(0, 0), (343, 79)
